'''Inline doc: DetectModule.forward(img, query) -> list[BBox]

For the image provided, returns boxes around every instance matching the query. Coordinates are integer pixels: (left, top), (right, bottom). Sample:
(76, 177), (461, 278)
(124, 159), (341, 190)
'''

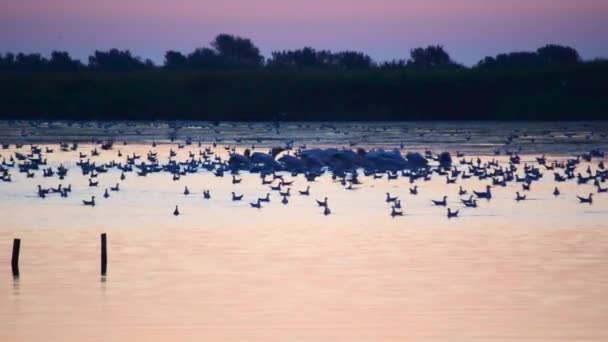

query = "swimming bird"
(409, 186), (418, 195)
(316, 197), (328, 207)
(447, 208), (459, 218)
(104, 189), (110, 199)
(259, 193), (270, 202)
(82, 196), (96, 206)
(577, 193), (593, 204)
(232, 175), (242, 184)
(458, 186), (467, 196)
(183, 186), (190, 195)
(110, 183), (120, 191)
(598, 184), (608, 193)
(250, 199), (262, 208)
(232, 192), (243, 201)
(120, 172), (126, 181)
(386, 192), (398, 203)
(279, 188), (291, 197)
(432, 196), (447, 206)
(393, 200), (402, 209)
(89, 179), (98, 187)
(323, 206), (331, 216)
(522, 182), (531, 191)
(390, 207), (403, 217)
(462, 198), (477, 208)
(515, 192), (526, 201)
(203, 190), (211, 199)
(553, 187), (560, 196)
(281, 195), (289, 205)
(474, 185), (492, 199)
(299, 186), (310, 196)
(173, 205), (180, 216)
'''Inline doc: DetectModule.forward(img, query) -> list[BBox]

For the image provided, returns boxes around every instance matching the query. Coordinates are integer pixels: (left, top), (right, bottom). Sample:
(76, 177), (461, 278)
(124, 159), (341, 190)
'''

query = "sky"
(1, 0), (607, 65)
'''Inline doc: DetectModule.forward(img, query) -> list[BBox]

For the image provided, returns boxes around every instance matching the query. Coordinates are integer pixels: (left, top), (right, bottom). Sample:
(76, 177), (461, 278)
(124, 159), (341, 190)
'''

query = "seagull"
(250, 199), (262, 208)
(432, 196), (447, 206)
(474, 185), (492, 199)
(577, 193), (593, 204)
(447, 208), (459, 218)
(82, 196), (96, 206)
(232, 192), (243, 201)
(390, 207), (403, 217)
(316, 197), (328, 207)
(386, 193), (398, 203)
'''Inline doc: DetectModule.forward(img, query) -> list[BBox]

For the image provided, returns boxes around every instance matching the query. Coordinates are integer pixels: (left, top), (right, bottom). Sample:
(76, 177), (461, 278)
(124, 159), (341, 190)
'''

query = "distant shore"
(1, 61), (607, 121)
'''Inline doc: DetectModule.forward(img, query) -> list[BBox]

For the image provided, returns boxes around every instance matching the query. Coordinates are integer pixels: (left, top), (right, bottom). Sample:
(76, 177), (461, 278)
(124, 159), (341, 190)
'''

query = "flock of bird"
(0, 127), (606, 220)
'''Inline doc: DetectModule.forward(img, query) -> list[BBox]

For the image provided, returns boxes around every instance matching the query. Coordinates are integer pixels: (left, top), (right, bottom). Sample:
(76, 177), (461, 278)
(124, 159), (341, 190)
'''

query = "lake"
(1, 121), (608, 341)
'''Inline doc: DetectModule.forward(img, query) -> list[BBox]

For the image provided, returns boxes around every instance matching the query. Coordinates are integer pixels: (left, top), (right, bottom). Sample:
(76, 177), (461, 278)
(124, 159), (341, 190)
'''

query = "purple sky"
(1, 0), (607, 65)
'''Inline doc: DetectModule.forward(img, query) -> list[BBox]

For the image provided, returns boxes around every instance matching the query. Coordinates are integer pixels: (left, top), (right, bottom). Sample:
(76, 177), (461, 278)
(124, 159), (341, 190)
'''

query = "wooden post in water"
(101, 233), (107, 276)
(11, 238), (20, 277)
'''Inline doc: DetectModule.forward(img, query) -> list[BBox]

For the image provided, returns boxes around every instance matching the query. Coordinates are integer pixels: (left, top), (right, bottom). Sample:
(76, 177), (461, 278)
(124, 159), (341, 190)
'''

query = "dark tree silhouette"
(210, 34), (263, 68)
(408, 45), (460, 69)
(164, 51), (188, 70)
(476, 45), (581, 69)
(267, 48), (373, 69)
(537, 44), (580, 65)
(48, 51), (83, 71)
(186, 48), (221, 69)
(88, 49), (150, 71)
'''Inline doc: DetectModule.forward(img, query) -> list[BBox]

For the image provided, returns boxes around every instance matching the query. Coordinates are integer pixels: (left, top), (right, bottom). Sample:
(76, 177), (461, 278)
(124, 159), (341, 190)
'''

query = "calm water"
(1, 121), (608, 341)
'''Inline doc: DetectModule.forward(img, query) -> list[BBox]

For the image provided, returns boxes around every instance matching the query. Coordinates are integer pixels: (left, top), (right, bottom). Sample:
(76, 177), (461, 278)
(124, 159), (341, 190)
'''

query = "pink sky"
(1, 0), (607, 65)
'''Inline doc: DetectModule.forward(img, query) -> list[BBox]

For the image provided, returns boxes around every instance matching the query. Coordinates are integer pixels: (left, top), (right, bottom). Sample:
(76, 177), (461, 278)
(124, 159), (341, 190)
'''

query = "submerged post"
(101, 233), (107, 276)
(11, 238), (20, 277)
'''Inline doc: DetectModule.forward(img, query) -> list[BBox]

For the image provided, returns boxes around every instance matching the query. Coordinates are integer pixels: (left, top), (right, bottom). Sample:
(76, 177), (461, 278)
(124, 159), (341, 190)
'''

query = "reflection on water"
(1, 121), (608, 341)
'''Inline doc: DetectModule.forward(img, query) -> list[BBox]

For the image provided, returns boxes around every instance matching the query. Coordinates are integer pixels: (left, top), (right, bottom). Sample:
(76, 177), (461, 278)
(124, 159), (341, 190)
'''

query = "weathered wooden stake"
(11, 238), (20, 277)
(101, 233), (107, 276)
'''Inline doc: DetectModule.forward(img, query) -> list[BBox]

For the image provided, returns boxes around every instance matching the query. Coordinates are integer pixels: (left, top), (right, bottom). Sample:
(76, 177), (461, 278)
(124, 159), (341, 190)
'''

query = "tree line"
(0, 34), (593, 72)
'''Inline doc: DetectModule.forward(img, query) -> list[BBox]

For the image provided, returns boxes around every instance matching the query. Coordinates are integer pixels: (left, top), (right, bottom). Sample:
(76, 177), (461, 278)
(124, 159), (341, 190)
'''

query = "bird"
(104, 189), (110, 199)
(279, 188), (291, 197)
(393, 200), (402, 209)
(299, 186), (310, 196)
(598, 184), (608, 193)
(474, 185), (492, 199)
(577, 193), (593, 204)
(458, 186), (467, 195)
(203, 190), (211, 199)
(281, 195), (289, 205)
(183, 186), (190, 195)
(232, 192), (243, 201)
(515, 192), (526, 201)
(553, 187), (560, 196)
(432, 196), (447, 206)
(232, 175), (242, 184)
(386, 192), (398, 203)
(447, 208), (459, 218)
(462, 198), (477, 208)
(259, 193), (270, 202)
(173, 205), (180, 216)
(522, 182), (531, 191)
(110, 183), (120, 191)
(250, 199), (262, 208)
(409, 186), (418, 195)
(82, 196), (96, 206)
(316, 197), (328, 207)
(323, 206), (331, 216)
(390, 207), (403, 217)
(89, 179), (98, 187)
(120, 172), (126, 181)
